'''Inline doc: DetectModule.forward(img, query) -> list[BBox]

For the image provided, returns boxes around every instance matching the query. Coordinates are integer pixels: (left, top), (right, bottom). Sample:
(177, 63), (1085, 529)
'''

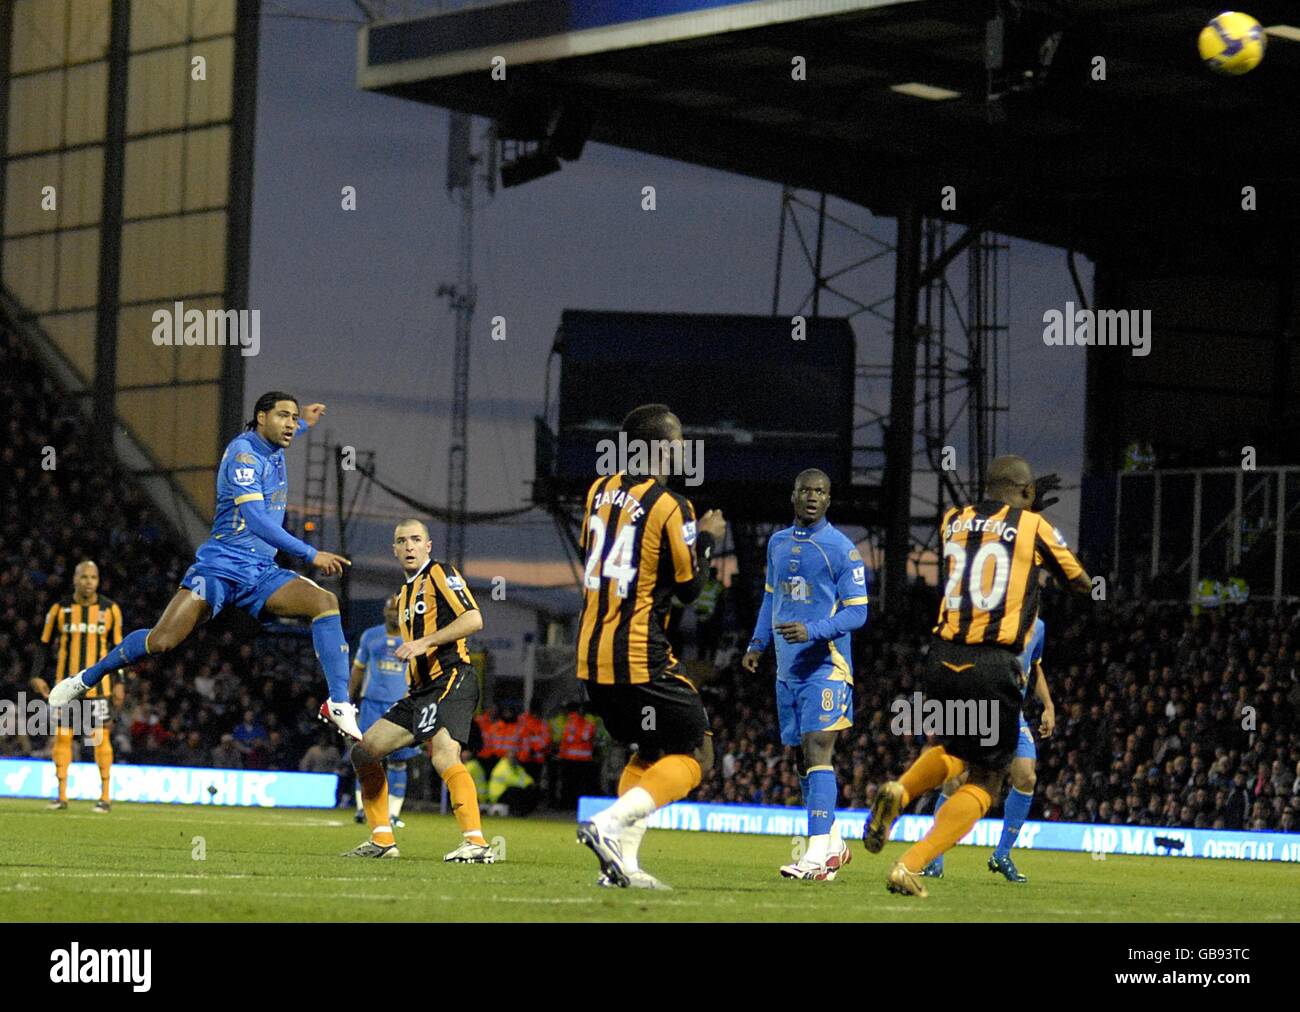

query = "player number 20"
(942, 540), (1011, 612)
(583, 516), (638, 598)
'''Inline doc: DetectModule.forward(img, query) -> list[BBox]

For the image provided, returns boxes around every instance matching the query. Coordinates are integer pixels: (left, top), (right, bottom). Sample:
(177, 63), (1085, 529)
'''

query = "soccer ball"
(1198, 11), (1267, 75)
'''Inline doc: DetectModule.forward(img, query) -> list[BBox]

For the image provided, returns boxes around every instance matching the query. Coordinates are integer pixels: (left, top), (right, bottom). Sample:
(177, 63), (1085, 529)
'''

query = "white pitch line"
(0, 811), (346, 828)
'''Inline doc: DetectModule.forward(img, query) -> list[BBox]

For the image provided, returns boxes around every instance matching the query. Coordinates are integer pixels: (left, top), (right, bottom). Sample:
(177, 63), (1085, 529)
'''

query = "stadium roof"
(358, 0), (1300, 263)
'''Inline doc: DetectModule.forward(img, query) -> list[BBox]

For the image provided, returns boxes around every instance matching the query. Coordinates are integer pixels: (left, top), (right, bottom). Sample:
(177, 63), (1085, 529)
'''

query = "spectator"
(298, 733), (341, 774)
(211, 734), (244, 769)
(556, 703), (598, 809)
(488, 754), (539, 817)
(231, 709), (266, 754)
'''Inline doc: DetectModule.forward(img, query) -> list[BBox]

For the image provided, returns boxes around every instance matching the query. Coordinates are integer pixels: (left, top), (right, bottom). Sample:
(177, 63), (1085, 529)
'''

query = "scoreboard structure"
(534, 309), (862, 523)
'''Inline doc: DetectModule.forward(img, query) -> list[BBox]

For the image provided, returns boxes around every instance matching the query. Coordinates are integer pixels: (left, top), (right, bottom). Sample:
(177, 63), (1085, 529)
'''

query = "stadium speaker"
(500, 145), (561, 188)
(551, 106), (593, 161)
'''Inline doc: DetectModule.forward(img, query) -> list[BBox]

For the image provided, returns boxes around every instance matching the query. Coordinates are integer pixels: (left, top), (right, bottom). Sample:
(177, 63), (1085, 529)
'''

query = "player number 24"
(943, 540), (1011, 612)
(584, 515), (638, 598)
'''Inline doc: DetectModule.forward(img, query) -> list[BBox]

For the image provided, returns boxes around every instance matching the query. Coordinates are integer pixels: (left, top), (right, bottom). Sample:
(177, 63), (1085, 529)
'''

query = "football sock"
(387, 761), (408, 800)
(805, 765), (836, 862)
(444, 762), (487, 845)
(902, 783), (991, 872)
(53, 729), (73, 802)
(598, 786), (657, 828)
(310, 612), (352, 702)
(798, 773), (810, 808)
(355, 754), (393, 845)
(617, 756), (652, 796)
(80, 629), (150, 688)
(898, 745), (966, 808)
(94, 732), (113, 802)
(995, 787), (1034, 858)
(639, 754), (702, 809)
(930, 791), (949, 870)
(620, 819), (648, 873)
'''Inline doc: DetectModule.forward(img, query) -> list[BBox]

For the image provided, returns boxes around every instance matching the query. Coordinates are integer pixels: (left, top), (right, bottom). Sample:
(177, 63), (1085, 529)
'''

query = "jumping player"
(49, 393), (361, 740)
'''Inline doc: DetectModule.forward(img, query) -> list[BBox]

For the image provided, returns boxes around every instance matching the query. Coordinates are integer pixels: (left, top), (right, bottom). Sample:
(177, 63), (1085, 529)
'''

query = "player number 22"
(943, 540), (1010, 612)
(584, 516), (638, 598)
(416, 703), (438, 734)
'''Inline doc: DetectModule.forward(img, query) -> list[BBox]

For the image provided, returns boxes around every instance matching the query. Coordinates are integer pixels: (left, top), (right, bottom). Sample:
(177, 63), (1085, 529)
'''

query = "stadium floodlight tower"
(437, 112), (495, 571)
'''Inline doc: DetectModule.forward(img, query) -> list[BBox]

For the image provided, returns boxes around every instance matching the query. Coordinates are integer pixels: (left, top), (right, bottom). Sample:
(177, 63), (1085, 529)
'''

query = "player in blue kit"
(50, 392), (362, 741)
(923, 616), (1055, 882)
(350, 595), (421, 828)
(743, 469), (870, 881)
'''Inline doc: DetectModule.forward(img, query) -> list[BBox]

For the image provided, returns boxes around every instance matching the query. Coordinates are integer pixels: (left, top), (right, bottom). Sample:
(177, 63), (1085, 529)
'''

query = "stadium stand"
(698, 597), (1300, 832)
(3, 324), (1297, 830)
(0, 326), (339, 774)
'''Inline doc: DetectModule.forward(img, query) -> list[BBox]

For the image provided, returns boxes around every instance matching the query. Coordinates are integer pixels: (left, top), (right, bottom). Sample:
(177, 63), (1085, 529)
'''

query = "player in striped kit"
(31, 560), (124, 812)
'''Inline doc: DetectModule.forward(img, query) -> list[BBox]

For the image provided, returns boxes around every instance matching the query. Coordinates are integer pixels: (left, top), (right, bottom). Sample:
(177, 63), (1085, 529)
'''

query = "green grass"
(1, 798), (1296, 922)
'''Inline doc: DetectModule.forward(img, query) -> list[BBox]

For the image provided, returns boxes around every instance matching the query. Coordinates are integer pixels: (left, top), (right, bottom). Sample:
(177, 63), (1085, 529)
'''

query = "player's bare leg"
(49, 589), (209, 707)
(428, 728), (494, 863)
(263, 577), (361, 741)
(781, 731), (847, 881)
(343, 718), (408, 857)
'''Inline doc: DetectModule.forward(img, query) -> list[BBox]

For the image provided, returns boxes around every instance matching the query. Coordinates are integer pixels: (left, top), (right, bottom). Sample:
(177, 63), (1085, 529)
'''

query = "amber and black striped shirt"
(38, 595), (123, 699)
(934, 501), (1085, 652)
(396, 559), (478, 692)
(576, 473), (700, 685)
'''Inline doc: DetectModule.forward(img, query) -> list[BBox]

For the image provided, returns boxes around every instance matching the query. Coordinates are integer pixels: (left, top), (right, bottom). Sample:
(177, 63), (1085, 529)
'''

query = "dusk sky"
(246, 5), (1092, 598)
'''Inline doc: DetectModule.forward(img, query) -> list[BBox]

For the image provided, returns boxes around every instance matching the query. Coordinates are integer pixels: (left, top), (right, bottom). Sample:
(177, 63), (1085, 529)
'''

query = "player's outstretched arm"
(310, 551), (351, 578)
(240, 496), (321, 564)
(300, 403), (325, 427)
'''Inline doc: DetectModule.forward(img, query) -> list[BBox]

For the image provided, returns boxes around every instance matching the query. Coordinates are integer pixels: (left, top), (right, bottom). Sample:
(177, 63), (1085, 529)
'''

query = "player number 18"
(584, 515), (638, 598)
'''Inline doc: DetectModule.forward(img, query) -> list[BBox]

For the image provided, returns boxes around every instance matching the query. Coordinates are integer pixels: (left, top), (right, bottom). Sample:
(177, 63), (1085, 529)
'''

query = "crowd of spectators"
(3, 325), (1299, 831)
(0, 327), (343, 774)
(697, 597), (1300, 831)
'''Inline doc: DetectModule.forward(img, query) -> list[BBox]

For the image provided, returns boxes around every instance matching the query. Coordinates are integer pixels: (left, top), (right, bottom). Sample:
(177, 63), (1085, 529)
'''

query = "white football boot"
(318, 700), (362, 741)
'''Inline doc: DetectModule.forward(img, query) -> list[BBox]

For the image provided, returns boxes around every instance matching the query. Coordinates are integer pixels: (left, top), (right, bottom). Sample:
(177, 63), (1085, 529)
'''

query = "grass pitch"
(1, 798), (1296, 922)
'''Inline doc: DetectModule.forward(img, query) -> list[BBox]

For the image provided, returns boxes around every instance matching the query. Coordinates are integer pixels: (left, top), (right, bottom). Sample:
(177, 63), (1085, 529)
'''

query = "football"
(1198, 11), (1267, 75)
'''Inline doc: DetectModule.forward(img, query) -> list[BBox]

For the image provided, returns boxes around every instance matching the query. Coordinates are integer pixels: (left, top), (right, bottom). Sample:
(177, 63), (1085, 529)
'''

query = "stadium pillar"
(221, 0), (261, 441)
(91, 0), (130, 445)
(883, 204), (922, 612)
